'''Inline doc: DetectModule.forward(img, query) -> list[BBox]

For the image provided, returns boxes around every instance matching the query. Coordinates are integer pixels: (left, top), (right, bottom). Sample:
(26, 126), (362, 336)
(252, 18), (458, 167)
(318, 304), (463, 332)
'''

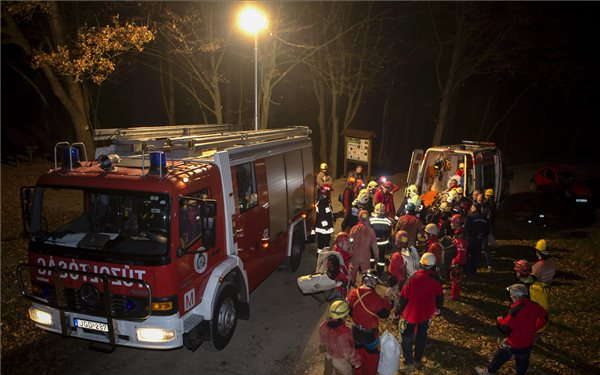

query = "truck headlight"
(136, 328), (176, 343)
(29, 307), (53, 326)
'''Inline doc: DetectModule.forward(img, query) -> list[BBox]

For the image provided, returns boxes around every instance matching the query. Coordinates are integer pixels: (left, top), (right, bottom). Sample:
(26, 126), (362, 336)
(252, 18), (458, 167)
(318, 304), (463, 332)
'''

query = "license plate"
(74, 318), (108, 332)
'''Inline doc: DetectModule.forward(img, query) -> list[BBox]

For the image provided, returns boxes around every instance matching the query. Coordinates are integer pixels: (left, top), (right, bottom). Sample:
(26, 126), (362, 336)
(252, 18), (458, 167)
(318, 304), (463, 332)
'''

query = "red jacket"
(398, 269), (444, 324)
(388, 251), (407, 282)
(395, 214), (423, 247)
(497, 298), (548, 348)
(374, 189), (397, 218)
(347, 286), (390, 330)
(426, 236), (443, 267)
(319, 320), (361, 366)
(452, 228), (468, 266)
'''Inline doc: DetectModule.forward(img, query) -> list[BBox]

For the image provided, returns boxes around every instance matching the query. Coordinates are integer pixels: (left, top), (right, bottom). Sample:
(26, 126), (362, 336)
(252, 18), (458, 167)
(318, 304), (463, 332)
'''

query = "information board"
(346, 137), (370, 163)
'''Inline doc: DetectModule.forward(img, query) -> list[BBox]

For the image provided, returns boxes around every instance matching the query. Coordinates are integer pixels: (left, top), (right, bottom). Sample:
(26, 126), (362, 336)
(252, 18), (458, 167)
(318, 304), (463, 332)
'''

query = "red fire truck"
(18, 125), (315, 351)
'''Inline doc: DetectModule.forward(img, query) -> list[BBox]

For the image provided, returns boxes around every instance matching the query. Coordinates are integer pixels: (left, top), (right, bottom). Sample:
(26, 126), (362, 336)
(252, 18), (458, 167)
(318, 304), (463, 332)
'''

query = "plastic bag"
(296, 273), (339, 294)
(377, 330), (400, 375)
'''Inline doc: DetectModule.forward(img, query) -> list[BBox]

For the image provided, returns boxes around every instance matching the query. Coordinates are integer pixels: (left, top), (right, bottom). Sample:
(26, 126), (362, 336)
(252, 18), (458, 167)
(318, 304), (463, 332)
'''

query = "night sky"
(2, 2), (599, 172)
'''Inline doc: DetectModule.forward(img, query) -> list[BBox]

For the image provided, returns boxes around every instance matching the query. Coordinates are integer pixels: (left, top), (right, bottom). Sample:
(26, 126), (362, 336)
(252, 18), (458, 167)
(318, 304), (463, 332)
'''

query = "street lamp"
(237, 6), (268, 131)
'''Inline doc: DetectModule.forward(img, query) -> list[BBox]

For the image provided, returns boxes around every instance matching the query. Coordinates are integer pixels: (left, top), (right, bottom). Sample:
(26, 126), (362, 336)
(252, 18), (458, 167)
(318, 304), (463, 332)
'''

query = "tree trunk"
(312, 77), (328, 164)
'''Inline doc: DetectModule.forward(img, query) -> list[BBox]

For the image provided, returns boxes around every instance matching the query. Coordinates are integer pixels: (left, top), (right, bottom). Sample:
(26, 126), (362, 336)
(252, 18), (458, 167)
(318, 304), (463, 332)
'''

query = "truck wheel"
(202, 285), (237, 351)
(287, 227), (304, 272)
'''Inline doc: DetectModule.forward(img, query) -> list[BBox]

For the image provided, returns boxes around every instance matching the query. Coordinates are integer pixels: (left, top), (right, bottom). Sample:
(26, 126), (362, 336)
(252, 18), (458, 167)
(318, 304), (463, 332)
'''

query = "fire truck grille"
(42, 286), (149, 319)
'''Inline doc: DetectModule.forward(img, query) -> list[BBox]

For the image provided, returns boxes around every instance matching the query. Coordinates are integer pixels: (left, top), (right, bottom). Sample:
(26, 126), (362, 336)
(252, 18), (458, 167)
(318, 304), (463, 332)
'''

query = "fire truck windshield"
(31, 187), (170, 256)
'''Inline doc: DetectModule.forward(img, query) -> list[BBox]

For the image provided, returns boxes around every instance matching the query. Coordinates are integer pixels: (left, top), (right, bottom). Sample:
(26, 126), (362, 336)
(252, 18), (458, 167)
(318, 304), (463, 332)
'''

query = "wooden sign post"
(342, 129), (375, 180)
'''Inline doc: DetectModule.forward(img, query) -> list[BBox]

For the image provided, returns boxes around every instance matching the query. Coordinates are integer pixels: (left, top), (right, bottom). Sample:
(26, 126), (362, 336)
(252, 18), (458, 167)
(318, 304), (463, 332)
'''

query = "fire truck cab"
(18, 125), (315, 351)
(406, 141), (508, 207)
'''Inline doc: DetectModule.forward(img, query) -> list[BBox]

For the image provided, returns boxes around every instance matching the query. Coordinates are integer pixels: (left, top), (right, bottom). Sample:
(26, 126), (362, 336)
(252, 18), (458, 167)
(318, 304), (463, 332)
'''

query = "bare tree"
(303, 3), (407, 177)
(2, 2), (154, 154)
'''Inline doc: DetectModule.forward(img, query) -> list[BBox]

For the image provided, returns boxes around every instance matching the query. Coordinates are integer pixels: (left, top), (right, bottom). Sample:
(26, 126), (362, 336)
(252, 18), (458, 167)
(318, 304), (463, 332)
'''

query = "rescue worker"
(319, 300), (362, 375)
(513, 259), (550, 332)
(531, 239), (556, 285)
(374, 180), (399, 219)
(387, 232), (408, 289)
(348, 164), (365, 182)
(332, 232), (352, 298)
(483, 188), (497, 248)
(315, 184), (335, 253)
(395, 203), (424, 248)
(397, 184), (421, 220)
(349, 210), (379, 285)
(369, 203), (393, 275)
(456, 162), (465, 178)
(424, 223), (442, 272)
(475, 284), (548, 375)
(450, 214), (468, 301)
(397, 230), (420, 279)
(465, 203), (491, 274)
(317, 162), (334, 188)
(437, 201), (453, 237)
(396, 253), (443, 373)
(341, 177), (357, 232)
(347, 272), (391, 375)
(365, 181), (378, 214)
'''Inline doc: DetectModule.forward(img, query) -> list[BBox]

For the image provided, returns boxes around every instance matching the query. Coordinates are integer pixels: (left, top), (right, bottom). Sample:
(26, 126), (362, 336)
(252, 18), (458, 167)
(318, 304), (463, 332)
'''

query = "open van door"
(406, 149), (424, 190)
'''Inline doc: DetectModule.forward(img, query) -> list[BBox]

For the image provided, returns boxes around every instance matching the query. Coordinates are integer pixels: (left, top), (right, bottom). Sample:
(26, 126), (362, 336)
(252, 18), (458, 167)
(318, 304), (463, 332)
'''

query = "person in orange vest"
(346, 272), (391, 375)
(319, 300), (362, 375)
(349, 210), (379, 285)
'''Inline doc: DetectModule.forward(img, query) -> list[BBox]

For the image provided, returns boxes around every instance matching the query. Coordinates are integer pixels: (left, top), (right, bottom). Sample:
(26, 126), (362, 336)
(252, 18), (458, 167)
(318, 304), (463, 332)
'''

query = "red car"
(530, 165), (592, 203)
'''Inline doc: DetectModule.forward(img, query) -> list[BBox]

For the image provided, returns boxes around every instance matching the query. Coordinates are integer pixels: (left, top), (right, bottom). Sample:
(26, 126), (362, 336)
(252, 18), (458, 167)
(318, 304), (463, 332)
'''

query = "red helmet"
(334, 232), (349, 243)
(450, 214), (463, 225)
(358, 210), (369, 221)
(513, 259), (532, 276)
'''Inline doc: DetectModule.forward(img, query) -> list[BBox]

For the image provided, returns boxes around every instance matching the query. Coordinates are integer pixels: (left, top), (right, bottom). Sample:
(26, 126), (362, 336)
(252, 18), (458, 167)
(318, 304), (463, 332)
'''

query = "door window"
(235, 163), (258, 213)
(179, 188), (211, 248)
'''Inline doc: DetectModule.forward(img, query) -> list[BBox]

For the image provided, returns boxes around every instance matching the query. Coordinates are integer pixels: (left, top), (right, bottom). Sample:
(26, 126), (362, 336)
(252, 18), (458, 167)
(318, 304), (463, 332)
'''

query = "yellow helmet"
(367, 181), (378, 191)
(535, 239), (548, 253)
(329, 300), (350, 319)
(374, 203), (386, 216)
(485, 188), (494, 197)
(320, 163), (328, 170)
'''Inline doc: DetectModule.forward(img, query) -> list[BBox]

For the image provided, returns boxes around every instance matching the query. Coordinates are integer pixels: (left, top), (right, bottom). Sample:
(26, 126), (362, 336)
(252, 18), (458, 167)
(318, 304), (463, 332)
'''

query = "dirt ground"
(2, 163), (600, 375)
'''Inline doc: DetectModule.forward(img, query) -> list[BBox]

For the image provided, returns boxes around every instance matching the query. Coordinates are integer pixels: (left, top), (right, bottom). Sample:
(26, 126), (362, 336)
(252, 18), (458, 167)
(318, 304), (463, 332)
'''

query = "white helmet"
(362, 272), (379, 288)
(420, 253), (436, 267)
(424, 223), (439, 236)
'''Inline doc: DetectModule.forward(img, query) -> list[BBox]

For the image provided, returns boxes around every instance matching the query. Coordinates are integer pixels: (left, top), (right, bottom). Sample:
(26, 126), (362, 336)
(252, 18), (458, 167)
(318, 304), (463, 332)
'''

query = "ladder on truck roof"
(94, 124), (236, 142)
(95, 125), (312, 160)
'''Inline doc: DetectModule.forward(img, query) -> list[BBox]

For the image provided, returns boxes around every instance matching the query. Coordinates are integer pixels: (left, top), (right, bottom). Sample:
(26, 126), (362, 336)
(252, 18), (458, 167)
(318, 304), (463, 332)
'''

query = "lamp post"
(237, 6), (268, 131)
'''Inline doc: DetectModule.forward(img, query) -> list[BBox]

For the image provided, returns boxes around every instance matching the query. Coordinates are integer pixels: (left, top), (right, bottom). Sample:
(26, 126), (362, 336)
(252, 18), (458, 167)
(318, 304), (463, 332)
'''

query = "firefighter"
(375, 180), (399, 219)
(475, 284), (548, 375)
(450, 213), (468, 301)
(465, 202), (491, 274)
(341, 177), (357, 232)
(315, 184), (335, 253)
(317, 162), (333, 188)
(396, 253), (443, 373)
(343, 189), (369, 233)
(366, 180), (379, 198)
(363, 182), (377, 214)
(395, 203), (424, 248)
(437, 201), (453, 237)
(396, 184), (422, 220)
(424, 223), (442, 272)
(349, 210), (379, 285)
(347, 272), (391, 375)
(369, 203), (393, 275)
(531, 239), (556, 285)
(319, 300), (362, 375)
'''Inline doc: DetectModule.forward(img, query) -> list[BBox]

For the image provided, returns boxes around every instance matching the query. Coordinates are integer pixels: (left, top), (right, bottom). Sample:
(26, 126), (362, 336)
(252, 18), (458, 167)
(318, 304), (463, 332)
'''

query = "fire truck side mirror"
(20, 186), (35, 235)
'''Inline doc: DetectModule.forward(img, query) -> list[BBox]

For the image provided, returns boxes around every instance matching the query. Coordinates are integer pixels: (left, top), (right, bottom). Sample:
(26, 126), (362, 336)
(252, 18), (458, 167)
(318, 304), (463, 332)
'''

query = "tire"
(287, 227), (304, 272)
(202, 285), (238, 351)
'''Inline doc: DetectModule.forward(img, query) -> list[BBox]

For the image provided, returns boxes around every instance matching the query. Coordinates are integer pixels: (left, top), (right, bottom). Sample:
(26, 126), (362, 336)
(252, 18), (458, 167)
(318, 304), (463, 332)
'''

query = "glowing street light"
(237, 6), (268, 131)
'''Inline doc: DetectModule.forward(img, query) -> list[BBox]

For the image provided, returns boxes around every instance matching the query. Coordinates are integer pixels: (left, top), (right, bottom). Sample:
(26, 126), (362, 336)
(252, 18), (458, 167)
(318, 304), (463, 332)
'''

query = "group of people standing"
(314, 163), (556, 375)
